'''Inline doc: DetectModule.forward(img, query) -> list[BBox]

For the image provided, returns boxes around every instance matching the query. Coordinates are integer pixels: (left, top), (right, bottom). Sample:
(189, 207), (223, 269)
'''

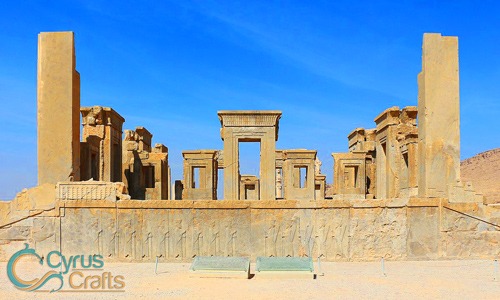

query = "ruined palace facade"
(0, 32), (498, 262)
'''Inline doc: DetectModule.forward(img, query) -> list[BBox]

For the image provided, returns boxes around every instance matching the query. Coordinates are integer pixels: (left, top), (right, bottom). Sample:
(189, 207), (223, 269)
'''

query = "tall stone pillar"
(260, 130), (276, 201)
(418, 33), (460, 198)
(37, 31), (80, 184)
(374, 107), (401, 199)
(223, 129), (239, 200)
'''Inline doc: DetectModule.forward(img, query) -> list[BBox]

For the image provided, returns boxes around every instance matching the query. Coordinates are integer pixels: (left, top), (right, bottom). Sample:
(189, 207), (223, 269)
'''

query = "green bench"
(255, 257), (315, 279)
(190, 256), (250, 279)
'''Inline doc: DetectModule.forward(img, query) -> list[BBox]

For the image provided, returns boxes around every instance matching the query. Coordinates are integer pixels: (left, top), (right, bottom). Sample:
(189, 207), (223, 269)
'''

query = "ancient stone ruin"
(0, 32), (498, 262)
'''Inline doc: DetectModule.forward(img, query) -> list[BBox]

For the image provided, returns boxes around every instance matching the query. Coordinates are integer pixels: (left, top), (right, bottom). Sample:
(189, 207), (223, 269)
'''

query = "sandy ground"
(1, 260), (499, 299)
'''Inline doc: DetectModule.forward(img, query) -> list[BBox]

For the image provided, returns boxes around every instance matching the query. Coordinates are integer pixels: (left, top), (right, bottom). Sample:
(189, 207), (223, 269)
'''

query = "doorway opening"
(238, 141), (261, 178)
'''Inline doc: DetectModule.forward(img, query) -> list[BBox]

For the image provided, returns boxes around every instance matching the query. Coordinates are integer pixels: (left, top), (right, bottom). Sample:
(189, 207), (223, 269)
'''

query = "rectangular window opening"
(191, 166), (203, 189)
(299, 167), (307, 188)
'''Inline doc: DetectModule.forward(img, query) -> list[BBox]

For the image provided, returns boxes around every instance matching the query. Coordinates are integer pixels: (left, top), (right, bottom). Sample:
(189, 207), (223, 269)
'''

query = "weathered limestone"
(218, 111), (281, 200)
(418, 33), (460, 198)
(37, 31), (80, 184)
(348, 128), (377, 198)
(1, 196), (498, 262)
(399, 131), (419, 198)
(275, 150), (285, 199)
(314, 174), (326, 200)
(122, 128), (170, 200)
(332, 152), (366, 199)
(182, 150), (218, 200)
(3, 31), (498, 265)
(80, 106), (125, 182)
(240, 175), (260, 200)
(332, 106), (418, 200)
(283, 150), (317, 201)
(56, 181), (130, 201)
(374, 106), (402, 199)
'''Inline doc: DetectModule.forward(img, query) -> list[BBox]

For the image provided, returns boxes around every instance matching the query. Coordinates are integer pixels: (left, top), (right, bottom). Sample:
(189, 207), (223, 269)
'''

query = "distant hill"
(461, 148), (500, 203)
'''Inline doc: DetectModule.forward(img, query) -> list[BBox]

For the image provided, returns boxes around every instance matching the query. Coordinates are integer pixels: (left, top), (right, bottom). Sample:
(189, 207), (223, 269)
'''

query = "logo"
(7, 244), (125, 293)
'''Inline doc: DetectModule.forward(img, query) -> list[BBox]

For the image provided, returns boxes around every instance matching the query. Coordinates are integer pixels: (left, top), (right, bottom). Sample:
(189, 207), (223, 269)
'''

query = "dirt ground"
(1, 260), (499, 299)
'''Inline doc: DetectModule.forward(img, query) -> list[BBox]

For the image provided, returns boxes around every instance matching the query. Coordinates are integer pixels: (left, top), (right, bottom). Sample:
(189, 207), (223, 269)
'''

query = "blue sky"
(0, 1), (499, 200)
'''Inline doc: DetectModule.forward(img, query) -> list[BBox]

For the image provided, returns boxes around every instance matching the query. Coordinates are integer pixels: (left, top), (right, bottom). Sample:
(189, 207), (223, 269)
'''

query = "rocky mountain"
(461, 148), (500, 203)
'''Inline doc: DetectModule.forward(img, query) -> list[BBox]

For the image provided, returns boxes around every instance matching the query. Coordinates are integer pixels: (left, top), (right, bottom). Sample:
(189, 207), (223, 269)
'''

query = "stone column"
(223, 129), (239, 200)
(375, 142), (387, 199)
(260, 130), (276, 200)
(418, 33), (460, 198)
(38, 31), (80, 184)
(374, 107), (401, 199)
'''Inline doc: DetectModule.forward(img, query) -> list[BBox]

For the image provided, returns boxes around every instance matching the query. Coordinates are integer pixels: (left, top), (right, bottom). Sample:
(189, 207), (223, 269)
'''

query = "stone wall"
(1, 197), (498, 262)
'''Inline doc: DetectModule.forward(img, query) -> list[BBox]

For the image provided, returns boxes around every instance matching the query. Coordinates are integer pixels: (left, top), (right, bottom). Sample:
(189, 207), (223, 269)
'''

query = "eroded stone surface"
(1, 32), (498, 263)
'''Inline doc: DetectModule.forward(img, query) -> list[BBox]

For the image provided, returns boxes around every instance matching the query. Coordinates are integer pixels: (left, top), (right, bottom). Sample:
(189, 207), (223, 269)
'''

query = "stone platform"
(1, 196), (499, 262)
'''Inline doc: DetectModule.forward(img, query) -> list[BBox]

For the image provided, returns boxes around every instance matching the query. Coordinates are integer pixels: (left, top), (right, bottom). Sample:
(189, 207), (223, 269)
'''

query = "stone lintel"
(218, 110), (282, 126)
(136, 126), (152, 140)
(135, 126), (152, 151)
(275, 150), (285, 160)
(374, 106), (401, 130)
(400, 132), (419, 147)
(365, 129), (377, 141)
(147, 152), (168, 161)
(331, 152), (366, 160)
(241, 175), (258, 182)
(283, 149), (317, 160)
(153, 143), (168, 153)
(315, 174), (326, 181)
(348, 127), (365, 141)
(401, 106), (418, 125)
(182, 150), (218, 160)
(81, 106), (125, 130)
(348, 128), (366, 149)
